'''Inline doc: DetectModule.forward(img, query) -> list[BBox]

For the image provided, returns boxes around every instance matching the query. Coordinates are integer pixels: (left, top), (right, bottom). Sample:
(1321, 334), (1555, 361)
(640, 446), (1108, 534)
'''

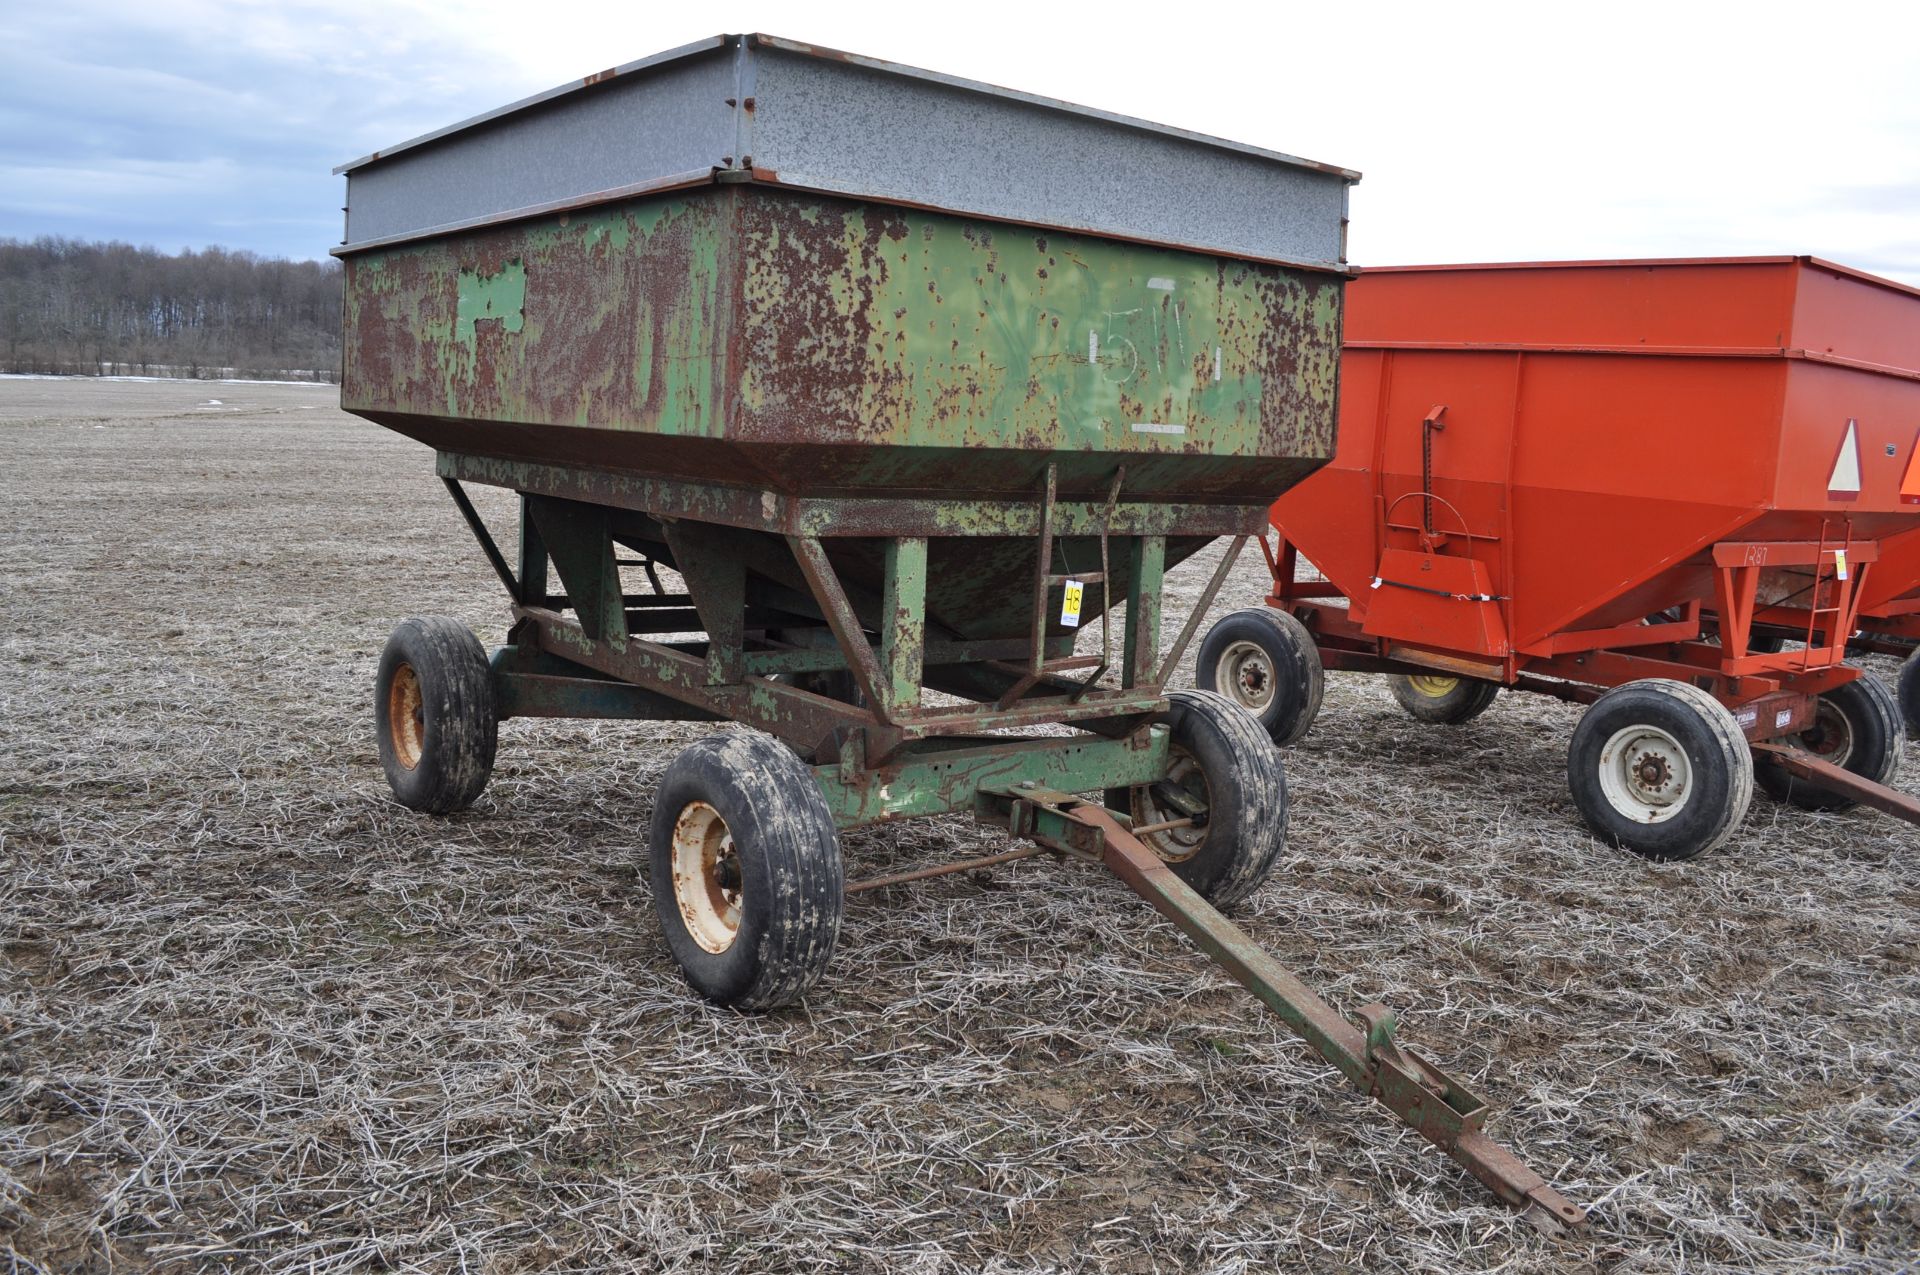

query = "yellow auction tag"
(1060, 579), (1085, 628)
(1834, 549), (1848, 581)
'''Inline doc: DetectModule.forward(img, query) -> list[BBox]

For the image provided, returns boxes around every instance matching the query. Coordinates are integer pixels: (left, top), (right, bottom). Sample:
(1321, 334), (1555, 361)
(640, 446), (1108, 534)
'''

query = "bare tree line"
(0, 236), (342, 382)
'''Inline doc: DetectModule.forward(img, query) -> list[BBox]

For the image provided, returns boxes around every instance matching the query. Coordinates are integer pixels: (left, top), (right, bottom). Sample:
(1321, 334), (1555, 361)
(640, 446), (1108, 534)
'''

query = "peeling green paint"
(456, 259), (526, 345)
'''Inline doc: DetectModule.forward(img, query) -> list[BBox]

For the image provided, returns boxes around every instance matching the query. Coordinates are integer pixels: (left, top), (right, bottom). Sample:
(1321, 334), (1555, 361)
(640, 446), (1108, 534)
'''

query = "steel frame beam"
(465, 474), (1211, 831)
(1287, 599), (1860, 722)
(440, 450), (1267, 539)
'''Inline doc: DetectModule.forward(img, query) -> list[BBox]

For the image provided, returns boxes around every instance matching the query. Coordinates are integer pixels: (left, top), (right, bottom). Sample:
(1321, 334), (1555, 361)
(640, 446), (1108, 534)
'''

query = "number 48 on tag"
(1060, 579), (1086, 628)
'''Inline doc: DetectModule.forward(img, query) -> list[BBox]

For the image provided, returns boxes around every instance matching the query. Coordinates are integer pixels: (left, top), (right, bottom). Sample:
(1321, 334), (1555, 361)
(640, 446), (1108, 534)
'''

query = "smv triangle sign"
(1828, 419), (1861, 502)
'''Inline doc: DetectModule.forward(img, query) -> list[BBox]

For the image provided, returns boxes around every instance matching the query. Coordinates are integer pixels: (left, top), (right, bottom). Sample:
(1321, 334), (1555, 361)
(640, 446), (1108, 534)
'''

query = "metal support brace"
(978, 784), (1588, 1233)
(662, 521), (747, 685)
(1155, 536), (1249, 686)
(518, 493), (550, 607)
(879, 537), (928, 715)
(1121, 534), (1166, 690)
(787, 534), (893, 723)
(525, 495), (625, 650)
(441, 477), (520, 603)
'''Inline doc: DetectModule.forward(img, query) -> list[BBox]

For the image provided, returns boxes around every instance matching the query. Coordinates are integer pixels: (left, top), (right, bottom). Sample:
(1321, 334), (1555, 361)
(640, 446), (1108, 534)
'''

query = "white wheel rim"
(1597, 725), (1693, 824)
(1216, 640), (1277, 713)
(671, 801), (742, 954)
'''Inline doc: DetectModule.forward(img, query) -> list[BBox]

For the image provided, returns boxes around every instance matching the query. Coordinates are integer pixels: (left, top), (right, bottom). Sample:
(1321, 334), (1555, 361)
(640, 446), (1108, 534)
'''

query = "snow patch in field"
(0, 373), (335, 387)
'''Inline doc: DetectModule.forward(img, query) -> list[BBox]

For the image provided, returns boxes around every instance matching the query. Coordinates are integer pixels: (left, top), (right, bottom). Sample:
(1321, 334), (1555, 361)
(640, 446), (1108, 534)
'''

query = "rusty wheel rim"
(1215, 640), (1276, 714)
(1133, 749), (1209, 863)
(1791, 700), (1856, 768)
(671, 801), (742, 954)
(387, 662), (425, 771)
(1406, 673), (1461, 699)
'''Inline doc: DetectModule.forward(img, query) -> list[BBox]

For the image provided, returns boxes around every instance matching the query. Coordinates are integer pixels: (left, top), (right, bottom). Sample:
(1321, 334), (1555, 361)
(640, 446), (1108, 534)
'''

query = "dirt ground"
(2, 377), (1916, 1274)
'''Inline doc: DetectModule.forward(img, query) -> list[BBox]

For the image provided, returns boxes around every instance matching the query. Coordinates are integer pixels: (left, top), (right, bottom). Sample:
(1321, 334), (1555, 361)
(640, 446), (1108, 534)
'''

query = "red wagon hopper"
(1199, 256), (1920, 860)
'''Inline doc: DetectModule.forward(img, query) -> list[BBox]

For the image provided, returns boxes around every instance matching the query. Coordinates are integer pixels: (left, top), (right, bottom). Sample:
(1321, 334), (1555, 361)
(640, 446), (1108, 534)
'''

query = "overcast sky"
(4, 0), (1917, 281)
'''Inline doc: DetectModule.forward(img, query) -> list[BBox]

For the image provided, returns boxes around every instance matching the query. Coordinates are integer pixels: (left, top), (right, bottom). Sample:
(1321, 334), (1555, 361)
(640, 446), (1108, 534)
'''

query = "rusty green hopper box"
(343, 182), (1343, 504)
(336, 33), (1356, 644)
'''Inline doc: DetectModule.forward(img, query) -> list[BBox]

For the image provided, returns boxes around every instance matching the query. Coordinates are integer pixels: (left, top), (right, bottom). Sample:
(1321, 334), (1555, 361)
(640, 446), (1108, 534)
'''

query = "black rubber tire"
(1899, 652), (1920, 740)
(1566, 679), (1753, 861)
(1755, 676), (1904, 812)
(649, 732), (844, 1010)
(1106, 689), (1289, 909)
(1194, 608), (1325, 746)
(374, 617), (498, 814)
(1387, 673), (1501, 725)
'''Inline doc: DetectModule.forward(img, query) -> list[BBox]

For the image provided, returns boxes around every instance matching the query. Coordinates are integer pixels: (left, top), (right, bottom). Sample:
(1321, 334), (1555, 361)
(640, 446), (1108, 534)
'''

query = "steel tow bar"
(1751, 742), (1920, 825)
(981, 784), (1588, 1233)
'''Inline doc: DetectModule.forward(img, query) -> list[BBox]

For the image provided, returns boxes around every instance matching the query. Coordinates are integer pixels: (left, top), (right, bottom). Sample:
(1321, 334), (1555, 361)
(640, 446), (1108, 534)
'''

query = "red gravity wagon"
(1197, 256), (1920, 860)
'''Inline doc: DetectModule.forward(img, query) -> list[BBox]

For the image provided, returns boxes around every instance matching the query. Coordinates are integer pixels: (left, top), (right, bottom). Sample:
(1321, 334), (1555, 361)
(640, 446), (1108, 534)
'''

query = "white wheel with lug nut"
(1596, 724), (1693, 824)
(1566, 679), (1752, 861)
(1194, 608), (1324, 746)
(1216, 639), (1278, 717)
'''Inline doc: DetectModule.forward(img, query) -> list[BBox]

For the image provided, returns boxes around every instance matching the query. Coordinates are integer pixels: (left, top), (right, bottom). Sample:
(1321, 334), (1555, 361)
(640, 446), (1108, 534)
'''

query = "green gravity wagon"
(333, 34), (1584, 1226)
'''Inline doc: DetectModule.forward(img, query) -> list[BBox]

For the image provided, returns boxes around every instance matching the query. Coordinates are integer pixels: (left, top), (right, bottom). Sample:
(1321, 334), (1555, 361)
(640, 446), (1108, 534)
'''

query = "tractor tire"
(1387, 673), (1502, 725)
(1898, 652), (1920, 740)
(1108, 689), (1288, 909)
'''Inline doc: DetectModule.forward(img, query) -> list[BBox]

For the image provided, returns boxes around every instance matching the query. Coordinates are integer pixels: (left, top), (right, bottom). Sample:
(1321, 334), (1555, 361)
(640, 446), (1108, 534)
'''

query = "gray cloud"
(3, 1), (1916, 289)
(0, 1), (522, 258)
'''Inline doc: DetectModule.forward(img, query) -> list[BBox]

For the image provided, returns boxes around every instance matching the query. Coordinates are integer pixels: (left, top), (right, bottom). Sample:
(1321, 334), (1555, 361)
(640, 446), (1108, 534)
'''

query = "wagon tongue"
(984, 784), (1589, 1232)
(1751, 741), (1920, 823)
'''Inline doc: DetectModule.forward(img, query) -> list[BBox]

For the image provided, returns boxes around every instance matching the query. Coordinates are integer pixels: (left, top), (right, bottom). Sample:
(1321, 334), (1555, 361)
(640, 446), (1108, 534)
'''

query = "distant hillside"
(0, 237), (342, 382)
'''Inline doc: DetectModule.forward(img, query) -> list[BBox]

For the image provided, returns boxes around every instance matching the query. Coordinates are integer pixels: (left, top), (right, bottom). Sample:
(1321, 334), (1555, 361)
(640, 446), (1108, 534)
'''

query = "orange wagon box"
(1208, 257), (1920, 861)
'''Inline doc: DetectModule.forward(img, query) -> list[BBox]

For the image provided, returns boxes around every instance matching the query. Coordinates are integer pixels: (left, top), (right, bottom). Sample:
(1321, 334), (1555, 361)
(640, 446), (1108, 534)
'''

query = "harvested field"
(2, 377), (1917, 1273)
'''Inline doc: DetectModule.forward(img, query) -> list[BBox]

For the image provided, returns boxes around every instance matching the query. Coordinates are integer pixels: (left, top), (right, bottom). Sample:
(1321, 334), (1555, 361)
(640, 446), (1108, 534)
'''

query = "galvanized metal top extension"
(333, 33), (1359, 271)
